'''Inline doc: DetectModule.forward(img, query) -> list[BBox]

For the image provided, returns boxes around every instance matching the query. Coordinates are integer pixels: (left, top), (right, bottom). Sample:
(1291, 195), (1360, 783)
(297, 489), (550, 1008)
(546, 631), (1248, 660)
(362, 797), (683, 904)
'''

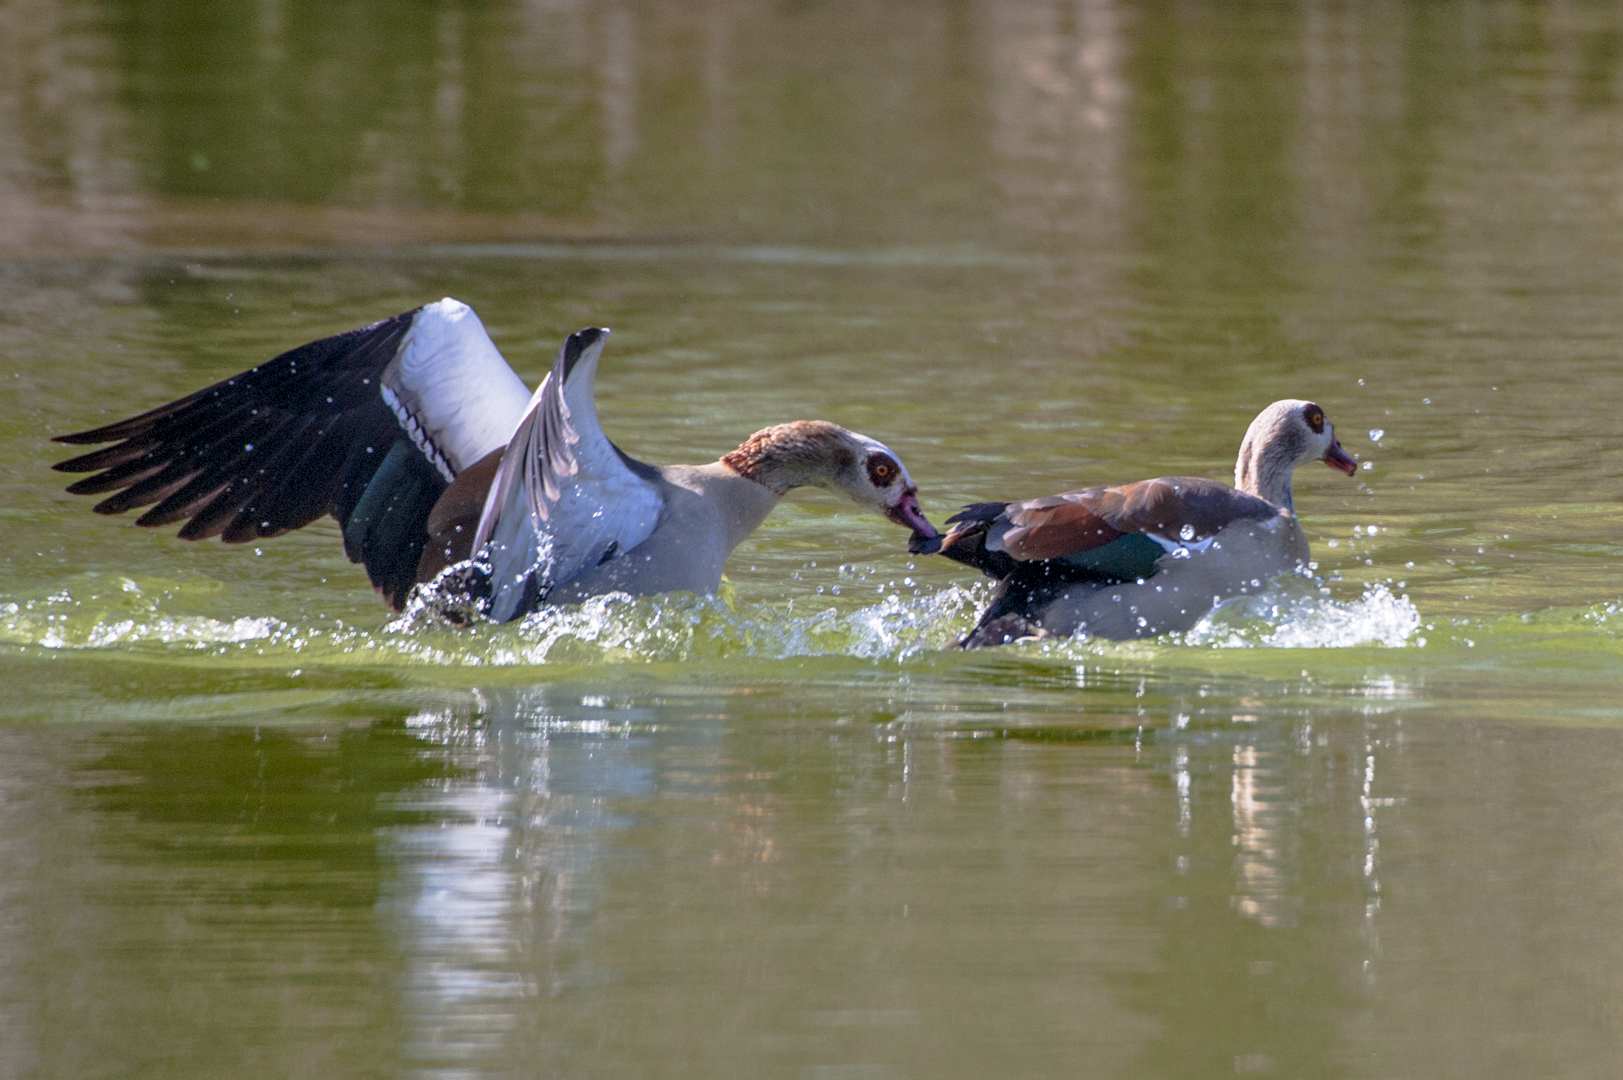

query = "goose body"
(54, 299), (936, 622)
(913, 400), (1356, 647)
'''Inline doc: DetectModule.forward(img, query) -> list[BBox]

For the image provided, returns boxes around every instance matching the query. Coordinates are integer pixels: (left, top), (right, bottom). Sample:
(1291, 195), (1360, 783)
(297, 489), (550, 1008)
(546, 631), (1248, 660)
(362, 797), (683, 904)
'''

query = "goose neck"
(721, 422), (854, 497)
(1234, 445), (1295, 511)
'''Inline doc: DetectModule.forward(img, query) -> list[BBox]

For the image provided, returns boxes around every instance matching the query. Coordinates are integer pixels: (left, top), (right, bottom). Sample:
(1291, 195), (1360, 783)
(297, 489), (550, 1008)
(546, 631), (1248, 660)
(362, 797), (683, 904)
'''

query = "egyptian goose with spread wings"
(911, 400), (1356, 647)
(54, 299), (937, 622)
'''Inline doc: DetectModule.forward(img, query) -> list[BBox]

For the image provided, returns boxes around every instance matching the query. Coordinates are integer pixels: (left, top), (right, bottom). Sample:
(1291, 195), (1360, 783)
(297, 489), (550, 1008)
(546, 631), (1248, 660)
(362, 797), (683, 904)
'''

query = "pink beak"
(887, 490), (938, 538)
(1324, 437), (1358, 476)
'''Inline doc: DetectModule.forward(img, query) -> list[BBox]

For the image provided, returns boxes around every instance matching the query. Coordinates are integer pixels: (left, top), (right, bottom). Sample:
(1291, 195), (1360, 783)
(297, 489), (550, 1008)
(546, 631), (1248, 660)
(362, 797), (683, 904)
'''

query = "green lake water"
(3, 2), (1623, 1076)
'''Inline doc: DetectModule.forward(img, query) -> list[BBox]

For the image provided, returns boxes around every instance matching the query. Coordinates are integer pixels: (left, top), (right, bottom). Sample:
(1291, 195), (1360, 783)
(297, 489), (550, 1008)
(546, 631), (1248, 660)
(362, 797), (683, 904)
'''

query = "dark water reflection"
(4, 1), (1623, 1077)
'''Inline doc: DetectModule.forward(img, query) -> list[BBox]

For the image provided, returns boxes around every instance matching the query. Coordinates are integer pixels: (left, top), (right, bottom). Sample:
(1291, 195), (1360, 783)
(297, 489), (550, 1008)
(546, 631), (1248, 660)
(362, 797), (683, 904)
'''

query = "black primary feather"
(52, 308), (453, 606)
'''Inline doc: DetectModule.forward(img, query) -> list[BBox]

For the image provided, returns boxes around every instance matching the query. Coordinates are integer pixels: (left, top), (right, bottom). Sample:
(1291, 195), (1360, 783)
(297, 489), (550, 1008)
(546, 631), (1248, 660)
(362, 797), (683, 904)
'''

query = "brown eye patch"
(866, 453), (900, 487)
(1304, 405), (1325, 434)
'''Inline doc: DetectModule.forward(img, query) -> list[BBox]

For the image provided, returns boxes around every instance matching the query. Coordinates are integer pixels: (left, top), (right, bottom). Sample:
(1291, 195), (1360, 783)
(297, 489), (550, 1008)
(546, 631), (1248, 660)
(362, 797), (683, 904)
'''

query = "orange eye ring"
(866, 455), (900, 486)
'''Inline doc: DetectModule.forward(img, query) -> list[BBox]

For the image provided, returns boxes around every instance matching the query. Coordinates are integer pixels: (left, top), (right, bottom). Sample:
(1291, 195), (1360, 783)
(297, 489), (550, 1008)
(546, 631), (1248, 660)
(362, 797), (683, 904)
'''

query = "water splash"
(1184, 582), (1423, 649)
(393, 582), (986, 665)
(1577, 602), (1622, 633)
(0, 574), (285, 652)
(0, 571), (984, 667)
(24, 569), (1619, 666)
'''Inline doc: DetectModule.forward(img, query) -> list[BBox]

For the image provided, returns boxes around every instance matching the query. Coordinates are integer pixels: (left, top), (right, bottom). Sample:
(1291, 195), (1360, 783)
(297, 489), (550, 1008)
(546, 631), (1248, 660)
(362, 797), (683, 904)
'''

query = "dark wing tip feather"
(55, 307), (455, 607)
(172, 485), (249, 540)
(559, 327), (607, 382)
(65, 459), (165, 496)
(220, 514), (267, 544)
(54, 308), (421, 545)
(52, 393), (207, 446)
(130, 479), (229, 529)
(53, 425), (140, 447)
(944, 501), (1011, 527)
(95, 470), (206, 519)
(53, 442), (158, 475)
(907, 532), (942, 556)
(920, 512), (1022, 579)
(529, 328), (606, 507)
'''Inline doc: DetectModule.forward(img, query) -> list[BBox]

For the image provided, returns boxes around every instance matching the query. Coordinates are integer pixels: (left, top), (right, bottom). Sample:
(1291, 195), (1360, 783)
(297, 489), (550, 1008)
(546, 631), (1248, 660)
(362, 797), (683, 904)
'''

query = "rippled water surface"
(3, 2), (1623, 1077)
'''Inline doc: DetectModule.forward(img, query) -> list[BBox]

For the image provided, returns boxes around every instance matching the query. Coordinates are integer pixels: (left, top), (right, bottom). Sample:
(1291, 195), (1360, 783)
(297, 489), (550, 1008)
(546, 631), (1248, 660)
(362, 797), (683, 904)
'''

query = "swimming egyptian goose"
(911, 400), (1357, 647)
(53, 299), (938, 622)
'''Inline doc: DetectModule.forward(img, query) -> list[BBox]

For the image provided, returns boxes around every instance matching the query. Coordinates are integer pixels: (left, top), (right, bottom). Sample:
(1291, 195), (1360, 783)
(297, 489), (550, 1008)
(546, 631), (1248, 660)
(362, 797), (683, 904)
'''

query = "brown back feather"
(415, 447), (504, 584)
(997, 498), (1125, 560)
(992, 477), (1279, 562)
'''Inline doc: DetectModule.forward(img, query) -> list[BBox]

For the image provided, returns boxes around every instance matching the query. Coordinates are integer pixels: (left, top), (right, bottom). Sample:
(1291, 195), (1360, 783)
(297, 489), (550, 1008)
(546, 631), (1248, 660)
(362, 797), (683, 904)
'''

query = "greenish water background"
(2, 2), (1623, 1077)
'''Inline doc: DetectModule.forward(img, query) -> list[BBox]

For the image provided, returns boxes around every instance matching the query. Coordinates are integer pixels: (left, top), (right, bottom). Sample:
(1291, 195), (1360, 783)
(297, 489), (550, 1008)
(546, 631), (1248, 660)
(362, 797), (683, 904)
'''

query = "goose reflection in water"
(384, 687), (666, 1067)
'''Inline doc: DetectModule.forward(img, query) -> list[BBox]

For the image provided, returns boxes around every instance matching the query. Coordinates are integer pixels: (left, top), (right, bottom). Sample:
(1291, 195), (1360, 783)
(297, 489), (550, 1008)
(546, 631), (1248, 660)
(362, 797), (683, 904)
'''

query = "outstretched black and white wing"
(53, 298), (531, 608)
(473, 328), (664, 622)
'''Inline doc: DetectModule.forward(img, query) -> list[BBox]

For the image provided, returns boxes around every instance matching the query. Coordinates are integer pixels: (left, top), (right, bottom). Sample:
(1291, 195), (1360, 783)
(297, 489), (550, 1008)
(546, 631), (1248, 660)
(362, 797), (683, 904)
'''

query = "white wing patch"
(472, 329), (664, 622)
(381, 298), (532, 473)
(380, 385), (455, 482)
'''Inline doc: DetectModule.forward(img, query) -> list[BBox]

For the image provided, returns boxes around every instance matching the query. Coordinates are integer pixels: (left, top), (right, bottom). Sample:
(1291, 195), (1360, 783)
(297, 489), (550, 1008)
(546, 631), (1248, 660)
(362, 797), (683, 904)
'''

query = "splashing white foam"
(0, 575), (287, 651)
(1184, 582), (1422, 649)
(76, 614), (284, 649)
(1579, 602), (1621, 630)
(4, 566), (1427, 665)
(383, 582), (985, 665)
(765, 584), (984, 660)
(0, 568), (985, 665)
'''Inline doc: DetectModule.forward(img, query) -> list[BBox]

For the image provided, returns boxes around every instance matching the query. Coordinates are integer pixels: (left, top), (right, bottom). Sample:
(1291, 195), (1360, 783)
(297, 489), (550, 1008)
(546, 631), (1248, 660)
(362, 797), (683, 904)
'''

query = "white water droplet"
(1369, 428), (1384, 442)
(1180, 523), (1195, 541)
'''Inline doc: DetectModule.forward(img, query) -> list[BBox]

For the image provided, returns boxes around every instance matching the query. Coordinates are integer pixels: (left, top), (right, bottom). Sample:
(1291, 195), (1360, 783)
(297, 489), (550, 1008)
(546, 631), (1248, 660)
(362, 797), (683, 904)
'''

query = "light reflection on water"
(44, 671), (1444, 1078)
(361, 685), (1417, 1076)
(5, 650), (1621, 1076)
(385, 693), (665, 1072)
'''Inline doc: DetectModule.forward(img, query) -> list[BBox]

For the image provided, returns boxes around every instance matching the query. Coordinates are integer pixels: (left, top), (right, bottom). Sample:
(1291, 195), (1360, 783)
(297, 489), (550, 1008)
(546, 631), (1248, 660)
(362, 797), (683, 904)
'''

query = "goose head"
(723, 421), (938, 538)
(1233, 399), (1357, 511)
